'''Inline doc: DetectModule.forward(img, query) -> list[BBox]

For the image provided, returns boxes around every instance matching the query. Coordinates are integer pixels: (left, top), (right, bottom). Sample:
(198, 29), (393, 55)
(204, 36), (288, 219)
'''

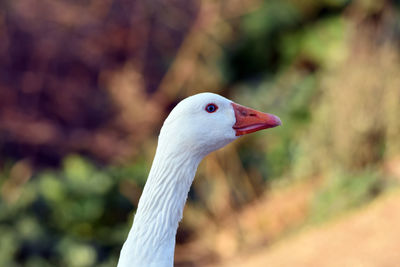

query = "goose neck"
(118, 145), (201, 267)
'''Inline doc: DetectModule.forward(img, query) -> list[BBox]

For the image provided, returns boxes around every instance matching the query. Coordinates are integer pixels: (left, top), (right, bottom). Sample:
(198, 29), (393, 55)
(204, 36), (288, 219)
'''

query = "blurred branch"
(154, 0), (263, 102)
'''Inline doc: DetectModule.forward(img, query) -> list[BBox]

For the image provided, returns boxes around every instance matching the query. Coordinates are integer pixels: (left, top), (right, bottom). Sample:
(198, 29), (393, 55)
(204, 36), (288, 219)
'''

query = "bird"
(117, 92), (281, 267)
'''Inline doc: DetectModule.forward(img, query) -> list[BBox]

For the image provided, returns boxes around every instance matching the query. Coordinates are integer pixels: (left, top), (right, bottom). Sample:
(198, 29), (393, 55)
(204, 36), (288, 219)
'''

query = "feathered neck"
(117, 137), (202, 267)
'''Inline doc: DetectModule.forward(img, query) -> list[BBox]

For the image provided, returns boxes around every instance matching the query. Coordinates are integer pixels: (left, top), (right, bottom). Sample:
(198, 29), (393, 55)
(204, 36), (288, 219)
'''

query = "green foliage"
(310, 170), (384, 223)
(242, 1), (301, 37)
(223, 0), (349, 82)
(224, 0), (302, 81)
(280, 15), (347, 68)
(0, 155), (149, 267)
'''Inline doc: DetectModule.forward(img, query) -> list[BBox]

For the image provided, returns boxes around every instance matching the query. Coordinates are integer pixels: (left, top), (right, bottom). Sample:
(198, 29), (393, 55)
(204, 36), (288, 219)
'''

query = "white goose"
(117, 92), (281, 267)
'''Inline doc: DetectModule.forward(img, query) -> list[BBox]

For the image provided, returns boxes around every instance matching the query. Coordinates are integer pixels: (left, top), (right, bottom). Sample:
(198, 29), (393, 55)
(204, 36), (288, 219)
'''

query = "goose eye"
(205, 103), (218, 113)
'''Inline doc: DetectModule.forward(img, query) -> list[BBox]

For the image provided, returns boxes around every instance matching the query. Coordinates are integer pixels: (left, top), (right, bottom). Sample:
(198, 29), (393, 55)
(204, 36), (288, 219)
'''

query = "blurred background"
(1, 0), (400, 266)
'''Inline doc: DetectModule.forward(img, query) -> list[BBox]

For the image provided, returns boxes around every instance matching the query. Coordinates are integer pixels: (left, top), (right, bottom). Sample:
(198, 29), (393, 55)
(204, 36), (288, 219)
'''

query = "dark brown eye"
(205, 103), (218, 113)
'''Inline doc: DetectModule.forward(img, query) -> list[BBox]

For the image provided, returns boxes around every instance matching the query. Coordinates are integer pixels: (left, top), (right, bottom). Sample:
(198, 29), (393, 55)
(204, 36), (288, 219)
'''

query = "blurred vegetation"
(1, 0), (400, 266)
(0, 156), (145, 266)
(310, 170), (385, 223)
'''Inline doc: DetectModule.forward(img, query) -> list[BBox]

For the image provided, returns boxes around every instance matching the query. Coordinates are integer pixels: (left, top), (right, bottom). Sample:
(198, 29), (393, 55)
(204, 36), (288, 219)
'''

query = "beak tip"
(277, 117), (282, 126)
(271, 114), (282, 127)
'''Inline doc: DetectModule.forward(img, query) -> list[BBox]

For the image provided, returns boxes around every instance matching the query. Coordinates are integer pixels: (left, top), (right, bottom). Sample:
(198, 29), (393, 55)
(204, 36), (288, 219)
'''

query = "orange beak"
(232, 103), (281, 136)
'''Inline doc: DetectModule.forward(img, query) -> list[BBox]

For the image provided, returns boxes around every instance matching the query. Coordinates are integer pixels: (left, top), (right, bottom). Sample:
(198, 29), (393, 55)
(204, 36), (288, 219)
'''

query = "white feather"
(117, 93), (238, 267)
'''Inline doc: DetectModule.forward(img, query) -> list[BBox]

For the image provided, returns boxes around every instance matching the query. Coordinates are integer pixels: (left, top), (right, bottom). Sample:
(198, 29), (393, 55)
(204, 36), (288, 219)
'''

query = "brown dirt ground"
(215, 189), (400, 267)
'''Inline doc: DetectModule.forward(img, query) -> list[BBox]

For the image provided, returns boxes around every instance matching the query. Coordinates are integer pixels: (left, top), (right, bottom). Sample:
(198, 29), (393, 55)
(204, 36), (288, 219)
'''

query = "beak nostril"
(249, 113), (256, 117)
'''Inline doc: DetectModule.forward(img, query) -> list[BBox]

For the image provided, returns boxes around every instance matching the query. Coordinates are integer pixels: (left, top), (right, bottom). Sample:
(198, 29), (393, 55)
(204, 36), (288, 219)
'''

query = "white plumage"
(117, 93), (281, 267)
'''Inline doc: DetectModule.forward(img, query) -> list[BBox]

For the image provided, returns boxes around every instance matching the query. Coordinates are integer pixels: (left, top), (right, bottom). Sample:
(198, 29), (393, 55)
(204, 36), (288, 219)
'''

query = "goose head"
(118, 92), (281, 267)
(159, 92), (281, 158)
